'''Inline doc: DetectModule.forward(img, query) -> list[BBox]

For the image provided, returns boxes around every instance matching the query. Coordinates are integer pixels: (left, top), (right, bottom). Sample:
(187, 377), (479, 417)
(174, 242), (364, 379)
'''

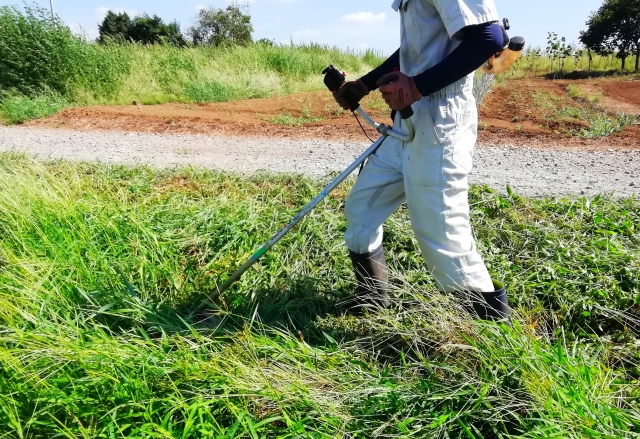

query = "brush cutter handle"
(323, 65), (361, 111)
(323, 64), (415, 138)
(355, 107), (415, 142)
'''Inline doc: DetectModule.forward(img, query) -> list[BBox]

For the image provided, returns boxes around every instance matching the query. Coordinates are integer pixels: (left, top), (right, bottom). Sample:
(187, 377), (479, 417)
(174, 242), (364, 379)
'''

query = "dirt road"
(1, 126), (637, 197)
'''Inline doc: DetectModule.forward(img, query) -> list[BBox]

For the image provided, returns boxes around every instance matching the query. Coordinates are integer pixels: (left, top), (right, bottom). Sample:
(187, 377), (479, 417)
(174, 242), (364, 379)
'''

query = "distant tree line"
(97, 5), (253, 47)
(580, 0), (640, 70)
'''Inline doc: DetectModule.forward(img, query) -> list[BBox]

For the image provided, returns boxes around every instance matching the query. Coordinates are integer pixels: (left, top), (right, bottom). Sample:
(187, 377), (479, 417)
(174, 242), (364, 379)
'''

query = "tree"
(545, 32), (574, 71)
(97, 10), (131, 43)
(580, 0), (640, 70)
(128, 14), (186, 47)
(187, 6), (253, 47)
(97, 11), (186, 47)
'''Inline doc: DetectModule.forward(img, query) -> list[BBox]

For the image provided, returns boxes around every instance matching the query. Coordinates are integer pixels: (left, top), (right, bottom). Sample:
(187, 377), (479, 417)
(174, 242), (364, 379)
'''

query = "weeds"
(0, 154), (638, 437)
(521, 88), (637, 139)
(264, 105), (325, 126)
(567, 84), (603, 103)
(578, 113), (639, 138)
(265, 112), (325, 126)
(557, 106), (638, 138)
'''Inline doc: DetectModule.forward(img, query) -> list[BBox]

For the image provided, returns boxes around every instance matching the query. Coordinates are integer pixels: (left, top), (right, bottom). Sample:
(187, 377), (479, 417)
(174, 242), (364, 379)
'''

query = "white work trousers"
(344, 82), (494, 293)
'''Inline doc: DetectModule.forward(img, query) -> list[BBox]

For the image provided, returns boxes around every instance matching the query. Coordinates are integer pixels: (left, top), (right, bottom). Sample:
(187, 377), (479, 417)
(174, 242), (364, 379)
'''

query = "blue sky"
(3, 0), (605, 55)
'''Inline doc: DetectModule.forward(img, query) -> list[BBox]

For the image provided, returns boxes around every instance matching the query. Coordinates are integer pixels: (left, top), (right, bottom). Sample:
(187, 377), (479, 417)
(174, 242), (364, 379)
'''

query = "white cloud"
(292, 28), (320, 38)
(95, 6), (139, 22)
(340, 12), (387, 25)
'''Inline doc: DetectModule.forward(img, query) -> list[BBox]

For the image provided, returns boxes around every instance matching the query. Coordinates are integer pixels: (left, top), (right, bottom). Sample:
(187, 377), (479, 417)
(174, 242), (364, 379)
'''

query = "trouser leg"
(344, 136), (406, 254)
(403, 97), (494, 293)
(343, 136), (405, 310)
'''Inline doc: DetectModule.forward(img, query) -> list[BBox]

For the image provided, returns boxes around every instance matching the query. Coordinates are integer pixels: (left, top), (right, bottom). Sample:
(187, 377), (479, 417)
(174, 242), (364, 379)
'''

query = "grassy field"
(0, 5), (383, 124)
(0, 153), (639, 438)
(2, 4), (640, 125)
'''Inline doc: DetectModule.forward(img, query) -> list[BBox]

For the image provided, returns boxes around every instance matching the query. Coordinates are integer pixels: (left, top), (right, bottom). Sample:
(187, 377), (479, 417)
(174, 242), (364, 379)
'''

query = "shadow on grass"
(105, 275), (452, 365)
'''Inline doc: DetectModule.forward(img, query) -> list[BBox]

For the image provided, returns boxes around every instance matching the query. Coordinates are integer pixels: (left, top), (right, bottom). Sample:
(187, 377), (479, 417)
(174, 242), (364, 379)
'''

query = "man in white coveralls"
(333, 0), (510, 320)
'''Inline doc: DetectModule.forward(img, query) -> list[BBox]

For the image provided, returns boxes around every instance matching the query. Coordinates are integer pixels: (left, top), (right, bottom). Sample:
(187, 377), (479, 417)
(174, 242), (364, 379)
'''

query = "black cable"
(354, 112), (376, 143)
(353, 111), (377, 174)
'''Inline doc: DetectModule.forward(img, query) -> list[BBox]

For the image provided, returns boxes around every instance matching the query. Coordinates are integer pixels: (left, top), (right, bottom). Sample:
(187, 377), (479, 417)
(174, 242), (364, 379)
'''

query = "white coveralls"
(344, 0), (500, 293)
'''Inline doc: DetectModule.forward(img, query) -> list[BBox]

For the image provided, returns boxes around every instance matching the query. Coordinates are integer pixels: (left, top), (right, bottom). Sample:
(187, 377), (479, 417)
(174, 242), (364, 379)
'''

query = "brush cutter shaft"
(215, 134), (386, 295)
(214, 110), (415, 297)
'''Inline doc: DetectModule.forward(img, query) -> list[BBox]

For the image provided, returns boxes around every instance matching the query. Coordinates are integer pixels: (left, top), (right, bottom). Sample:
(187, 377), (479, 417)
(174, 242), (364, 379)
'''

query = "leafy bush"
(0, 4), (127, 99)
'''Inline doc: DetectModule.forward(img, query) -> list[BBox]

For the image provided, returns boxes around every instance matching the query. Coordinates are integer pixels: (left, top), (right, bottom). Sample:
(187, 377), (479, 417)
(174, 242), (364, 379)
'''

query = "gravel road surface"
(0, 126), (637, 197)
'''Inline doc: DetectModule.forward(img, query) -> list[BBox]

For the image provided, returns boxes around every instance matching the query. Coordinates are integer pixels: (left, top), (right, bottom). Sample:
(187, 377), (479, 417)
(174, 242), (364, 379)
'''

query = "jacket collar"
(392, 0), (410, 12)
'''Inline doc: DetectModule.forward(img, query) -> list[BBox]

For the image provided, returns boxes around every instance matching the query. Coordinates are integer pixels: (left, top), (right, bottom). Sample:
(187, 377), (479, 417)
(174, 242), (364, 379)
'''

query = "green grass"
(506, 47), (634, 78)
(523, 89), (638, 139)
(0, 4), (385, 123)
(0, 153), (639, 438)
(265, 112), (325, 126)
(264, 105), (325, 126)
(567, 84), (603, 104)
(0, 90), (69, 124)
(577, 112), (639, 138)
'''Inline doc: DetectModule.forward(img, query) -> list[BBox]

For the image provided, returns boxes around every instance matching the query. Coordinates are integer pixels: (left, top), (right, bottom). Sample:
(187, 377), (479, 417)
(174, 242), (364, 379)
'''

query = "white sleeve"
(430, 0), (500, 40)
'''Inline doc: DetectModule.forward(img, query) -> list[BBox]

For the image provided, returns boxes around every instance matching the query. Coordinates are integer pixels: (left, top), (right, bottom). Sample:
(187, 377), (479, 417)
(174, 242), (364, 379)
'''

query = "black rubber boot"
(472, 280), (510, 323)
(344, 245), (391, 313)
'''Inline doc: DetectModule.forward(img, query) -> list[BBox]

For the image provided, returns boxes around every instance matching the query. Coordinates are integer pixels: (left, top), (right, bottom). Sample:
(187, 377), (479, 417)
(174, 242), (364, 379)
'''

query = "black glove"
(333, 79), (369, 110)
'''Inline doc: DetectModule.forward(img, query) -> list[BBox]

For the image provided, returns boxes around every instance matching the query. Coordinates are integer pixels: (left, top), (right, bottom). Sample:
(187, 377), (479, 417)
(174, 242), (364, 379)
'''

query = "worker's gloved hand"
(377, 72), (422, 111)
(334, 79), (369, 110)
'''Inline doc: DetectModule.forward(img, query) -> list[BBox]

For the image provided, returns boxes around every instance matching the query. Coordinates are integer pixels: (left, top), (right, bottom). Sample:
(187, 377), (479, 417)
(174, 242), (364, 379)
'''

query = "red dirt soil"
(28, 77), (640, 151)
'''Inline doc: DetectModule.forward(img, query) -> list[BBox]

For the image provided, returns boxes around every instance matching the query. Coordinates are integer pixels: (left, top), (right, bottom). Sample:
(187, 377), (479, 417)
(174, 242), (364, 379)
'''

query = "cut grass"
(0, 154), (639, 437)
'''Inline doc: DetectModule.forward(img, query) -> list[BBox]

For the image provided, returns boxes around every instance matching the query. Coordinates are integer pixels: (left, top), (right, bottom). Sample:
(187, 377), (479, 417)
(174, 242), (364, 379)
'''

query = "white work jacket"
(392, 0), (500, 77)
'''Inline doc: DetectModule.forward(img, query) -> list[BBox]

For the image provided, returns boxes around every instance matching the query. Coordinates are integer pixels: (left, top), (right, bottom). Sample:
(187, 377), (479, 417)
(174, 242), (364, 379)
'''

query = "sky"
(2, 0), (606, 55)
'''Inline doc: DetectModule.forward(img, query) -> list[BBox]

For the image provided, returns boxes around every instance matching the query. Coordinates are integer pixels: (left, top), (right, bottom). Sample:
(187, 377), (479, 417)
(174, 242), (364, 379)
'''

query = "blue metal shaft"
(213, 134), (387, 297)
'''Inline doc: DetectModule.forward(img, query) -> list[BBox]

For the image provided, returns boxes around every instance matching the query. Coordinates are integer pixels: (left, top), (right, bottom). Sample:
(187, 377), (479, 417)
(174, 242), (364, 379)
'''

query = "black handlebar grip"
(399, 107), (414, 119)
(341, 92), (361, 112)
(322, 65), (360, 112)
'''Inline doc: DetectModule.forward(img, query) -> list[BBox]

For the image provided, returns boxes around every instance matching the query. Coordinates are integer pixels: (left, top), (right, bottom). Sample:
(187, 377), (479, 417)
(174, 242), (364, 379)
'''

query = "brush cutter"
(211, 65), (415, 298)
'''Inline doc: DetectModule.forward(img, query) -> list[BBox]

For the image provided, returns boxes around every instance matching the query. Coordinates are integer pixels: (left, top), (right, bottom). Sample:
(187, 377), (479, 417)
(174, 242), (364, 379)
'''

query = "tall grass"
(0, 4), (384, 123)
(505, 47), (632, 79)
(2, 4), (640, 124)
(0, 153), (639, 437)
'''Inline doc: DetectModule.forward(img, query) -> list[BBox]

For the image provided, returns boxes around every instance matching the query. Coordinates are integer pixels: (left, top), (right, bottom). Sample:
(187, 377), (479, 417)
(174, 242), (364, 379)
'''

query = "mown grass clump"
(0, 154), (639, 438)
(0, 4), (384, 123)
